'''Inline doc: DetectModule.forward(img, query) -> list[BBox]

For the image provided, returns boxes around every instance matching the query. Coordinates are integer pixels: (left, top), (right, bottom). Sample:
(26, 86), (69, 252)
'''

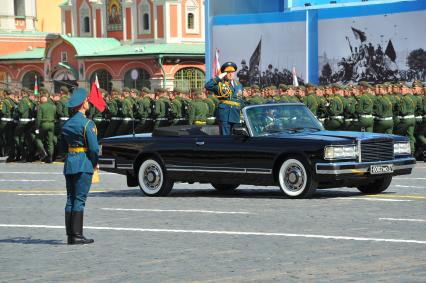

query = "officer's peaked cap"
(221, 62), (238, 73)
(67, 88), (87, 108)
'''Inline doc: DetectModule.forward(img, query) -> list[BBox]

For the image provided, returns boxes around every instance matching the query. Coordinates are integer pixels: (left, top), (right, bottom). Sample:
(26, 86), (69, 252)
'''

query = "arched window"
(143, 13), (149, 31)
(174, 68), (205, 91)
(89, 70), (112, 93)
(22, 71), (44, 91)
(79, 1), (91, 36)
(139, 1), (151, 34)
(185, 0), (199, 33)
(123, 68), (151, 90)
(84, 17), (90, 33)
(187, 13), (194, 30)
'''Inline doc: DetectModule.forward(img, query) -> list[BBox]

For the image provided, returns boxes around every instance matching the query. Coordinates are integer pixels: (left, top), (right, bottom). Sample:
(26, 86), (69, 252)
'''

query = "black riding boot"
(69, 211), (94, 245)
(65, 211), (72, 244)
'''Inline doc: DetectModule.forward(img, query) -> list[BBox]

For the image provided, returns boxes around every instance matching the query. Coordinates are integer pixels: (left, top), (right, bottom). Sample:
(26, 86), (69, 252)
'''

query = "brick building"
(0, 0), (205, 92)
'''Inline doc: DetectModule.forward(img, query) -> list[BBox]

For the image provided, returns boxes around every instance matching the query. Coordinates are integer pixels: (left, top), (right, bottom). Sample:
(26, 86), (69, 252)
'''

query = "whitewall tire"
(138, 158), (173, 196)
(278, 158), (317, 198)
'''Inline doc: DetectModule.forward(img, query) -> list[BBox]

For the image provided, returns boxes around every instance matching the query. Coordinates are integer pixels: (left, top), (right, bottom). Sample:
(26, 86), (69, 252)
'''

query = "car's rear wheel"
(357, 176), (392, 194)
(138, 158), (174, 196)
(278, 157), (317, 198)
(211, 183), (239, 191)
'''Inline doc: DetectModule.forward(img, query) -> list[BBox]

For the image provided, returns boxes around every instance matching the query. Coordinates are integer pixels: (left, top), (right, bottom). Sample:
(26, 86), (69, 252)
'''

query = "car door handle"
(196, 141), (205, 146)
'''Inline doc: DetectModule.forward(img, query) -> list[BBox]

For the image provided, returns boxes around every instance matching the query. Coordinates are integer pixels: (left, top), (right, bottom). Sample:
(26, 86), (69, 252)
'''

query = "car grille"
(361, 140), (394, 162)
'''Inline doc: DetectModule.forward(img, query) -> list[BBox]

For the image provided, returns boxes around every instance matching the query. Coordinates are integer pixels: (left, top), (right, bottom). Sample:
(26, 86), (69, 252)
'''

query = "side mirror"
(232, 126), (250, 137)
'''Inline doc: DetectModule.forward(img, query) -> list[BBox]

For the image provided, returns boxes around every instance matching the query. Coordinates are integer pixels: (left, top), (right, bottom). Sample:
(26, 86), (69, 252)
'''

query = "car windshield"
(244, 104), (324, 137)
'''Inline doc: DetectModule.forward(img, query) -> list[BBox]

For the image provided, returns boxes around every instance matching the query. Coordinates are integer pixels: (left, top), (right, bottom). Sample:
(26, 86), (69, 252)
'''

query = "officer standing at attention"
(61, 88), (99, 245)
(205, 62), (243, 135)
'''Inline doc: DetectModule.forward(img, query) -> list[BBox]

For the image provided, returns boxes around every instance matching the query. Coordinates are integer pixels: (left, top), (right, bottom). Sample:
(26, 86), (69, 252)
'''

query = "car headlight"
(324, 145), (358, 160)
(394, 142), (411, 155)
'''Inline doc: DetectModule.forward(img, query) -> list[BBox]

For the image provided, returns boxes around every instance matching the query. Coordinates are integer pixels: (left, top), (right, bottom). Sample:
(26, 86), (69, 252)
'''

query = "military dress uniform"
(374, 94), (394, 134)
(189, 91), (209, 125)
(205, 62), (243, 135)
(35, 97), (56, 162)
(61, 88), (99, 245)
(15, 94), (35, 161)
(2, 94), (17, 161)
(394, 93), (416, 153)
(324, 94), (344, 131)
(154, 92), (172, 128)
(356, 92), (374, 132)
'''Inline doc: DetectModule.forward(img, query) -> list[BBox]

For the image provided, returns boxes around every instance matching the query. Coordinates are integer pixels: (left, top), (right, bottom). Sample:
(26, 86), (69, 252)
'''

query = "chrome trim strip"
(99, 158), (115, 169)
(166, 165), (272, 174)
(315, 157), (416, 175)
(117, 164), (133, 170)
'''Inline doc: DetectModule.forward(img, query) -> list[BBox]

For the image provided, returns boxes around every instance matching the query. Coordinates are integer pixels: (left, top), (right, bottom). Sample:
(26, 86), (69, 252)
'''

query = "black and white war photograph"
(319, 11), (426, 84)
(213, 22), (306, 87)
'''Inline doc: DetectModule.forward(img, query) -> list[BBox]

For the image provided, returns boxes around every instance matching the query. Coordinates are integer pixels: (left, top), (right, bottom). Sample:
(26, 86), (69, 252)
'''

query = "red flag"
(88, 74), (106, 112)
(212, 48), (220, 77)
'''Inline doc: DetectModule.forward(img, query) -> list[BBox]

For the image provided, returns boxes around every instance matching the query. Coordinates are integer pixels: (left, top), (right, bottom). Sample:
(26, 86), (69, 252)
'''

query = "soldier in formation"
(1, 79), (426, 162)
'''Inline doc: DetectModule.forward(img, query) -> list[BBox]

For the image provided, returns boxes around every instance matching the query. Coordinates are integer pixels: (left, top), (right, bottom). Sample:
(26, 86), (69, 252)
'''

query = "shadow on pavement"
(0, 237), (64, 245)
(89, 187), (367, 199)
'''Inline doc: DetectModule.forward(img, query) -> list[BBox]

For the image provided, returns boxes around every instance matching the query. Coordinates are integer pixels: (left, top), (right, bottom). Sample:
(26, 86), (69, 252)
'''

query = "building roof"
(0, 47), (45, 60)
(85, 42), (205, 58)
(59, 35), (122, 57)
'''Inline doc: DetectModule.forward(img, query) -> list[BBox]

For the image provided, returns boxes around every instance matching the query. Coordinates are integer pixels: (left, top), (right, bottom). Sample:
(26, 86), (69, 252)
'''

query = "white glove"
(218, 72), (227, 79)
(35, 129), (39, 134)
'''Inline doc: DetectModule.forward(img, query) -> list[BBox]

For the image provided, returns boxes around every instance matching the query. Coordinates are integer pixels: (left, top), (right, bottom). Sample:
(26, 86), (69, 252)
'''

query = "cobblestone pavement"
(0, 162), (425, 282)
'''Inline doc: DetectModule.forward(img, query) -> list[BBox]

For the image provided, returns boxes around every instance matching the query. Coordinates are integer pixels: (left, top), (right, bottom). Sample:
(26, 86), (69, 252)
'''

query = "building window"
(187, 13), (194, 30)
(14, 0), (25, 17)
(89, 70), (113, 93)
(79, 1), (91, 36)
(124, 68), (151, 90)
(22, 71), (44, 91)
(61, 52), (68, 63)
(174, 68), (205, 91)
(84, 17), (90, 33)
(143, 13), (149, 31)
(185, 0), (199, 33)
(139, 1), (151, 34)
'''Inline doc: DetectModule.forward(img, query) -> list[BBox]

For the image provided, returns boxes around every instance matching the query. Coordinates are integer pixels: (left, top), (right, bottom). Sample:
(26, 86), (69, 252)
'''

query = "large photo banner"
(212, 21), (306, 87)
(318, 11), (426, 84)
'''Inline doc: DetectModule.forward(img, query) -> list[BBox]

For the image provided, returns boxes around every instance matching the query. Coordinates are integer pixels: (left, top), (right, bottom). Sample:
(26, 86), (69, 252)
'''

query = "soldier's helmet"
(220, 62), (238, 73)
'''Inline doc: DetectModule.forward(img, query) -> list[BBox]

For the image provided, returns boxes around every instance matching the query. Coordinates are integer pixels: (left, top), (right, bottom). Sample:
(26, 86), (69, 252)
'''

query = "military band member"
(205, 62), (243, 135)
(61, 88), (99, 245)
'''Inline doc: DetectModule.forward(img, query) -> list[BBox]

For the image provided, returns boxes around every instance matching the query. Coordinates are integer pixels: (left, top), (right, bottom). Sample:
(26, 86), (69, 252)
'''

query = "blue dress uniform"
(205, 62), (243, 135)
(61, 88), (99, 245)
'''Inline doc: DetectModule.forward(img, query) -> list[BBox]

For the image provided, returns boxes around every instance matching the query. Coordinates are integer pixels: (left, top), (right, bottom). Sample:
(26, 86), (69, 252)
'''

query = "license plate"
(370, 164), (393, 175)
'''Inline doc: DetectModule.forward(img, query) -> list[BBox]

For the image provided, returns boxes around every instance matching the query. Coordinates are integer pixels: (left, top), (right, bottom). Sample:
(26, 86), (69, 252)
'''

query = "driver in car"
(205, 62), (243, 135)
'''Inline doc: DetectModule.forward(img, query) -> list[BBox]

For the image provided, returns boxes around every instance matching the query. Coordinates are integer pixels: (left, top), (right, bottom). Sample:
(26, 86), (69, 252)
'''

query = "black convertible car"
(98, 103), (416, 198)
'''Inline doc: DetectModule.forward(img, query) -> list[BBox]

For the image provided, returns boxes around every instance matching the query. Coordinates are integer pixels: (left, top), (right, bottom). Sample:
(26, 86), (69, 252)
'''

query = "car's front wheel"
(138, 158), (174, 196)
(278, 157), (317, 198)
(211, 183), (239, 191)
(357, 176), (392, 194)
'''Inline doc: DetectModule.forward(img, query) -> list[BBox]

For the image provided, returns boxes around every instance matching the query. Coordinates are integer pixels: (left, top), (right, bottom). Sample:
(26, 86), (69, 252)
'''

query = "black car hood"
(270, 130), (399, 144)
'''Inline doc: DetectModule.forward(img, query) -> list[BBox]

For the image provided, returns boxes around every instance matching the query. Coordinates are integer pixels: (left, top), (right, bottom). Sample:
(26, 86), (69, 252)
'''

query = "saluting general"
(205, 62), (243, 135)
(61, 88), (99, 245)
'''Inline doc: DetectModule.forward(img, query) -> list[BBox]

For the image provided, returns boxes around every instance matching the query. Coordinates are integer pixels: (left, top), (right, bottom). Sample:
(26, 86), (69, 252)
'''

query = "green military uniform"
(316, 95), (327, 125)
(35, 96), (57, 162)
(304, 92), (318, 117)
(116, 95), (134, 135)
(374, 94), (394, 134)
(1, 92), (17, 161)
(15, 93), (35, 161)
(189, 92), (209, 125)
(135, 90), (155, 133)
(324, 94), (344, 131)
(247, 93), (265, 105)
(343, 95), (357, 131)
(170, 97), (184, 126)
(154, 92), (171, 128)
(104, 95), (122, 137)
(55, 94), (69, 158)
(0, 92), (5, 156)
(394, 92), (416, 153)
(356, 92), (374, 132)
(416, 94), (426, 159)
(204, 97), (216, 125)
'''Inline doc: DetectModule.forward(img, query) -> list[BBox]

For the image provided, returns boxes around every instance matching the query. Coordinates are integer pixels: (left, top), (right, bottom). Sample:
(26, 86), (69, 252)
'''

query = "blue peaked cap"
(67, 88), (87, 108)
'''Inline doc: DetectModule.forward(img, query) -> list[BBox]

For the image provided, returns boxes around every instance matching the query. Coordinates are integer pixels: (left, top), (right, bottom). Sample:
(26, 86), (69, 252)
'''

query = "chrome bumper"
(315, 157), (416, 175)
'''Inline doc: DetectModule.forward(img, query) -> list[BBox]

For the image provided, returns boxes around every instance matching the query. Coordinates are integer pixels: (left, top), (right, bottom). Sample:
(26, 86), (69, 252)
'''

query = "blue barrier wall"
(206, 0), (426, 84)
